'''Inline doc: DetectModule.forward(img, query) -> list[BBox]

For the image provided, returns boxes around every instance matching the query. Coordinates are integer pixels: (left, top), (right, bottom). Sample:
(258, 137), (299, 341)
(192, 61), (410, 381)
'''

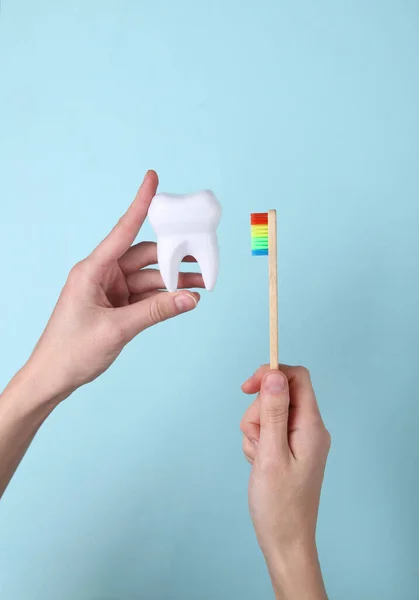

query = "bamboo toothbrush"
(250, 210), (278, 369)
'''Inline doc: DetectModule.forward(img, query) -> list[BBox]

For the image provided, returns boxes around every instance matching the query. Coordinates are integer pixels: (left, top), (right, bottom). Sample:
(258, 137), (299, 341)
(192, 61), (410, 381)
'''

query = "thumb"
(118, 291), (199, 340)
(259, 370), (291, 456)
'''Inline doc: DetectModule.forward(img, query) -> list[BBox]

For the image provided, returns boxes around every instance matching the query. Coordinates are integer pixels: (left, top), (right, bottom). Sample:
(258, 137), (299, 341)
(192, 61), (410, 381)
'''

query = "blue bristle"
(251, 249), (269, 256)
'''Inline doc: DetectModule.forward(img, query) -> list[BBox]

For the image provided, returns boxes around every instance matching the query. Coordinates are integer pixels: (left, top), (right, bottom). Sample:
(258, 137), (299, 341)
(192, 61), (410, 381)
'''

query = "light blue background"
(1, 1), (419, 598)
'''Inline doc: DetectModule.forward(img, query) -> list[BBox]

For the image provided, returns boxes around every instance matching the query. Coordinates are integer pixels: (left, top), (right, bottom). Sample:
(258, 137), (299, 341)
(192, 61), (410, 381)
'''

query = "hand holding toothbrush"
(241, 365), (331, 600)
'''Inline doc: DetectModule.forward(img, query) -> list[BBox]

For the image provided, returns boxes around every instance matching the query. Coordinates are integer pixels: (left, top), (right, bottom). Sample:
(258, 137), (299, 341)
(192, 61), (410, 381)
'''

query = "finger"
(119, 242), (158, 272)
(91, 170), (158, 264)
(129, 283), (201, 304)
(240, 397), (261, 441)
(259, 370), (291, 457)
(241, 421), (260, 444)
(251, 366), (323, 442)
(119, 241), (196, 274)
(242, 364), (321, 419)
(129, 290), (161, 304)
(287, 367), (321, 423)
(116, 291), (200, 341)
(242, 364), (272, 393)
(127, 269), (205, 294)
(243, 436), (257, 465)
(242, 364), (307, 393)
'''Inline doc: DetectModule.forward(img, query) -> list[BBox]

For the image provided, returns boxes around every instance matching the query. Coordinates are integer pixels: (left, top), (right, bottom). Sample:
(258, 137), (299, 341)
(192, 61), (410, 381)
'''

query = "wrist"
(4, 359), (71, 413)
(265, 542), (327, 600)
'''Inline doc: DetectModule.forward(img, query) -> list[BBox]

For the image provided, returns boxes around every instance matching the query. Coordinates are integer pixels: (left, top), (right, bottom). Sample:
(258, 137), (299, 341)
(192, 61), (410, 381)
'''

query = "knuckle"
(243, 451), (254, 465)
(240, 416), (251, 436)
(239, 418), (246, 435)
(324, 428), (332, 450)
(148, 298), (172, 325)
(148, 300), (164, 325)
(117, 215), (129, 231)
(68, 261), (86, 282)
(266, 402), (288, 424)
(242, 438), (256, 464)
(242, 436), (250, 452)
(117, 215), (136, 238)
(312, 423), (331, 452)
(67, 259), (96, 289)
(295, 365), (311, 379)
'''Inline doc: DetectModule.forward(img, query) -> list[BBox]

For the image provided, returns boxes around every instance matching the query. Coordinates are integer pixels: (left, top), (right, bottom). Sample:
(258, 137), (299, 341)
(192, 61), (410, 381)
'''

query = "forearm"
(266, 544), (327, 600)
(0, 361), (67, 498)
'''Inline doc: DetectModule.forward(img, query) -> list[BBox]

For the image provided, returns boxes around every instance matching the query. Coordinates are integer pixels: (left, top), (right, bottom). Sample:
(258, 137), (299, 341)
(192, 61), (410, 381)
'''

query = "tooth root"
(157, 238), (187, 293)
(190, 234), (219, 291)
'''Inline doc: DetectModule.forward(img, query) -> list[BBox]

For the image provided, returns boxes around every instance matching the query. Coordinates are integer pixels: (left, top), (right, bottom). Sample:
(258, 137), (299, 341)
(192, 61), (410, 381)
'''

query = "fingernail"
(264, 372), (287, 394)
(175, 293), (198, 312)
(144, 170), (156, 183)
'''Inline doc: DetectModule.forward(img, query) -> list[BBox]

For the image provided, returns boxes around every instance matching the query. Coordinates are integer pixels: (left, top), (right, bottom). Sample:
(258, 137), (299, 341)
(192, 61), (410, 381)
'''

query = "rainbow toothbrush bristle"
(251, 213), (269, 255)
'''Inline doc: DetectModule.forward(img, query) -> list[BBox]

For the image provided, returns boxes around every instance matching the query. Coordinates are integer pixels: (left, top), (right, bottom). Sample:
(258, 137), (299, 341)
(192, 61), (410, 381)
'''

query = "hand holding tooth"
(148, 190), (222, 293)
(26, 171), (205, 399)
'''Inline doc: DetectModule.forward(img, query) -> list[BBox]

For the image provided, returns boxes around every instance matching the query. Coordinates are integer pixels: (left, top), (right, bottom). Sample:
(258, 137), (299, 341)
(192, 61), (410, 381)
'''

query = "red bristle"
(251, 213), (268, 225)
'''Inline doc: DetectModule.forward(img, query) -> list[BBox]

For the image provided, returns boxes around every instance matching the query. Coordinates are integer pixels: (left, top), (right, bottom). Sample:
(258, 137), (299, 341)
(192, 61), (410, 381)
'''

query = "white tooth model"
(148, 190), (222, 293)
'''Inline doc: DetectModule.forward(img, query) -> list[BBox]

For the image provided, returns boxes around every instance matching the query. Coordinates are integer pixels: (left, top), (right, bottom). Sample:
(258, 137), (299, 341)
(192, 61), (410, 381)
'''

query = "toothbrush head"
(250, 213), (269, 256)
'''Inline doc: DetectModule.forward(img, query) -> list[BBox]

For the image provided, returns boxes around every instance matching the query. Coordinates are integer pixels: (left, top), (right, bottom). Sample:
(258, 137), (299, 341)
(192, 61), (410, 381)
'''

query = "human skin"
(0, 174), (330, 598)
(241, 366), (331, 599)
(0, 170), (204, 497)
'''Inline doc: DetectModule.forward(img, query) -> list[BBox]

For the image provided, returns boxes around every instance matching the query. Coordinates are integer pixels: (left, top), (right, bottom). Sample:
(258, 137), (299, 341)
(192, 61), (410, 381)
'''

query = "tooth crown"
(148, 190), (221, 293)
(148, 190), (221, 235)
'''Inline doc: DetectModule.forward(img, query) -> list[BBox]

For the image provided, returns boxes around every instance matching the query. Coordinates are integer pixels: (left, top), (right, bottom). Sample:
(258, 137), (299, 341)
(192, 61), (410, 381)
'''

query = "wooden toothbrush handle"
(268, 209), (278, 369)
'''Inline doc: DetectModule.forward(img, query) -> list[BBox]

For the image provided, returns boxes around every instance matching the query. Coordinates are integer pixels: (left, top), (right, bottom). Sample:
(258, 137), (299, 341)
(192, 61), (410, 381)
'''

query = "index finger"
(91, 170), (159, 264)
